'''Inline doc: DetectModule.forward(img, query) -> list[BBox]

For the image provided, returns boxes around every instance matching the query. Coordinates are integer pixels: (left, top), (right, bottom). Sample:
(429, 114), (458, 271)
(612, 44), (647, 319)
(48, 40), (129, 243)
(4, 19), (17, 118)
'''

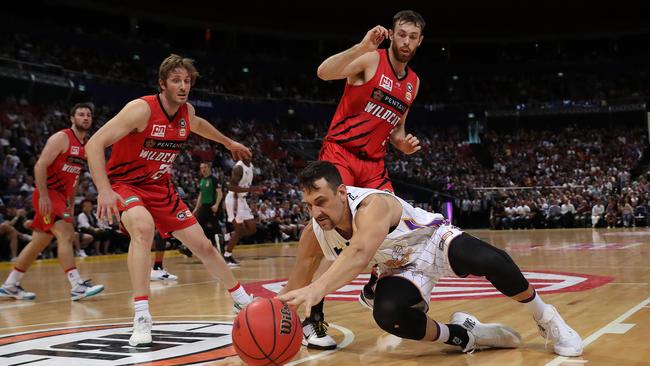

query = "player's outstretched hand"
(228, 141), (252, 161)
(97, 188), (124, 225)
(277, 284), (326, 318)
(360, 25), (389, 52)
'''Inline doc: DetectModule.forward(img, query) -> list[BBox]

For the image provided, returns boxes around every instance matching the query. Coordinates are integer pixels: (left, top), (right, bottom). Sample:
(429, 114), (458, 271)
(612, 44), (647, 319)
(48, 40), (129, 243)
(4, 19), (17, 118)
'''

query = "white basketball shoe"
(129, 314), (153, 347)
(450, 312), (522, 353)
(535, 305), (583, 356)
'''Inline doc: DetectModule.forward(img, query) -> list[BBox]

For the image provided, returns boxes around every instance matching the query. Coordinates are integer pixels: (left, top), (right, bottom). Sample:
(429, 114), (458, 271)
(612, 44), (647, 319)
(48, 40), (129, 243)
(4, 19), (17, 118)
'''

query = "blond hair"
(158, 54), (199, 88)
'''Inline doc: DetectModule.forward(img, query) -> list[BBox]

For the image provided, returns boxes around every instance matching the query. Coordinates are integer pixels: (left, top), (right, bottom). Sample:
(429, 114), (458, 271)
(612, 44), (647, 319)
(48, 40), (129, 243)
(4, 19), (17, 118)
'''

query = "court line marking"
(545, 296), (650, 366)
(0, 318), (354, 366)
(0, 279), (224, 310)
(285, 324), (355, 365)
(0, 314), (236, 333)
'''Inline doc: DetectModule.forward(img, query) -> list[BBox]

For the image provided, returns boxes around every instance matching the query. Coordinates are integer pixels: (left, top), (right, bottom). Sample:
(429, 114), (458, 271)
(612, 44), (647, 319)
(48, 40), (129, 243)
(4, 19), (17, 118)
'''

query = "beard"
(391, 42), (416, 63)
(74, 121), (90, 132)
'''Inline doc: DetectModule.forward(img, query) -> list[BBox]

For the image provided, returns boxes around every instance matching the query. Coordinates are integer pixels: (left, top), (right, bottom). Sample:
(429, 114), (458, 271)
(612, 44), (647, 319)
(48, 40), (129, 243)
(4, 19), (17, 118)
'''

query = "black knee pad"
(373, 276), (428, 340)
(449, 233), (529, 297)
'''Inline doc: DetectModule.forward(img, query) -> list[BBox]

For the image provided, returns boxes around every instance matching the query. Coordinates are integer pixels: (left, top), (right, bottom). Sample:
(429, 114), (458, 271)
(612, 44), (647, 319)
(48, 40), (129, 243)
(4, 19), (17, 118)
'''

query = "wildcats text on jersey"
(138, 150), (178, 163)
(61, 164), (82, 174)
(363, 102), (401, 126)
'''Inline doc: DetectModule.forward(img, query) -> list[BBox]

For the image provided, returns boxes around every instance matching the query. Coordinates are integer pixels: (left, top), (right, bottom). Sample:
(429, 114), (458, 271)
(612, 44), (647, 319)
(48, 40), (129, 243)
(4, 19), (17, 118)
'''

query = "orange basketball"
(232, 298), (302, 365)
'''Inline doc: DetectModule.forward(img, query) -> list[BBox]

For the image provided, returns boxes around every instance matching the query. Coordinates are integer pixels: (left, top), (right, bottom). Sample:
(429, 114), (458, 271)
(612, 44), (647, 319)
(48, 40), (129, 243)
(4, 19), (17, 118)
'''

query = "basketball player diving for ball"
(303, 9), (425, 350)
(278, 161), (583, 357)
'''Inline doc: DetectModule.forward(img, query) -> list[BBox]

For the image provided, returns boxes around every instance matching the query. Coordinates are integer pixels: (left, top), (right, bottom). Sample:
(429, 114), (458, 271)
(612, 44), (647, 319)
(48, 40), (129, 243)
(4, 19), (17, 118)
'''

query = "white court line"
(545, 296), (650, 366)
(285, 324), (355, 365)
(0, 314), (236, 333)
(0, 279), (221, 310)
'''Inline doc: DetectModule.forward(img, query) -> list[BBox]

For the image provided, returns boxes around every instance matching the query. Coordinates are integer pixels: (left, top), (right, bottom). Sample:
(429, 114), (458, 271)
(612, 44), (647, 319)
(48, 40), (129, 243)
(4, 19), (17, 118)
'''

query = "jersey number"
(151, 164), (172, 180)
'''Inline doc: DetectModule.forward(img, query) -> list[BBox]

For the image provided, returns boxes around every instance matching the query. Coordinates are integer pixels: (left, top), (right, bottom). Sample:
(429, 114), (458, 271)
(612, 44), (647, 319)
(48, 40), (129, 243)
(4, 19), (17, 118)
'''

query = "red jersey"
(45, 128), (86, 198)
(106, 95), (190, 185)
(324, 49), (419, 160)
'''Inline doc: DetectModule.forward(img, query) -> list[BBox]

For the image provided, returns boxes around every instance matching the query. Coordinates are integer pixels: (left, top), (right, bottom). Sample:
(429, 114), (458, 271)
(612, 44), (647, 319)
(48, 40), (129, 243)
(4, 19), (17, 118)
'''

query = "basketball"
(232, 298), (302, 365)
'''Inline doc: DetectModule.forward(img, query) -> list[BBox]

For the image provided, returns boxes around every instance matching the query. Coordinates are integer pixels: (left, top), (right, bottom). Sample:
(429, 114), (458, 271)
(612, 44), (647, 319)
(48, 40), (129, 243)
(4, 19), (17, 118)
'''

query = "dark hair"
(70, 103), (93, 117)
(159, 54), (199, 88)
(392, 10), (426, 32)
(298, 161), (343, 192)
(81, 199), (94, 206)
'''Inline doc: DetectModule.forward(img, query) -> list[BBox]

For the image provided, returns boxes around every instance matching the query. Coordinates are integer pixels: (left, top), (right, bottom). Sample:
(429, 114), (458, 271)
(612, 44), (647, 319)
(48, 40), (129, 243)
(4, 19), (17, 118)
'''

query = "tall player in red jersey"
(86, 55), (254, 347)
(0, 103), (105, 301)
(297, 10), (426, 350)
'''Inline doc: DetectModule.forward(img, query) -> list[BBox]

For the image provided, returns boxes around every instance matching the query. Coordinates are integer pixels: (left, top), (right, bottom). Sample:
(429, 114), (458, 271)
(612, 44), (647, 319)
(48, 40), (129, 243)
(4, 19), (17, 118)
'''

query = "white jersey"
(228, 160), (254, 198)
(312, 187), (459, 275)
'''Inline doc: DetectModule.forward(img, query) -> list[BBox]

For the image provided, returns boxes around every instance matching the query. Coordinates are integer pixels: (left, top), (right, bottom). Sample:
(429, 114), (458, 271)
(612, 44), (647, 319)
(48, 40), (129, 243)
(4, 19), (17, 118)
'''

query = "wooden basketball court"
(0, 228), (648, 365)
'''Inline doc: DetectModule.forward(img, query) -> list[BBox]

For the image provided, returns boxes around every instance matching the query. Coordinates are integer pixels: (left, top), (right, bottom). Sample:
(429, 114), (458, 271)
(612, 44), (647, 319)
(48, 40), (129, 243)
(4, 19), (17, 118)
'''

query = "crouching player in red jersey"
(86, 55), (253, 347)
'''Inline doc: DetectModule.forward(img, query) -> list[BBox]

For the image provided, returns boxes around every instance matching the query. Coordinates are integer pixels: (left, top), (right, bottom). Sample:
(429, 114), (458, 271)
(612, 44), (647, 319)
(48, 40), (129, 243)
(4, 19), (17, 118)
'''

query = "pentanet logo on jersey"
(0, 322), (236, 365)
(245, 270), (613, 301)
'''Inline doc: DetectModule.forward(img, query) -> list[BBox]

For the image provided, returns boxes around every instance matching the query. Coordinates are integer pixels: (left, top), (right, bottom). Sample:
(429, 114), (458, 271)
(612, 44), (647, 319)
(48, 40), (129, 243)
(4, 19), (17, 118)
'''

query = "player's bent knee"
(188, 239), (215, 258)
(372, 301), (427, 340)
(130, 223), (155, 246)
(372, 276), (428, 340)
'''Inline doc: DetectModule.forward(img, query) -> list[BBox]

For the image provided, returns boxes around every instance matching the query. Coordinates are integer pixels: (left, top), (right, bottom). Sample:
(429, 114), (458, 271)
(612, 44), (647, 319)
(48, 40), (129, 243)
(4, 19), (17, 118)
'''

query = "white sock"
(65, 268), (82, 288)
(228, 283), (250, 304)
(524, 291), (548, 320)
(134, 298), (150, 319)
(5, 268), (25, 286)
(435, 321), (450, 343)
(224, 251), (232, 258)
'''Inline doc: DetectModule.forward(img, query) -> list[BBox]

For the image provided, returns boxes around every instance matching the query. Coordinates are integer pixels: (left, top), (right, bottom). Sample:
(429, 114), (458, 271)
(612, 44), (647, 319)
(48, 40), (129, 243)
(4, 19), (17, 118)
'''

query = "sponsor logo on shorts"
(0, 322), (236, 365)
(244, 270), (613, 302)
(438, 231), (455, 250)
(43, 214), (51, 225)
(176, 209), (193, 221)
(379, 74), (393, 92)
(151, 125), (166, 138)
(124, 196), (140, 205)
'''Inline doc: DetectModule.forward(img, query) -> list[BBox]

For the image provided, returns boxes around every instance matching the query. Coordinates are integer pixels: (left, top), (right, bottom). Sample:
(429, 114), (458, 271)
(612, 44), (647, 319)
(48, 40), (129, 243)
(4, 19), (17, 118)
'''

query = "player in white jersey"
(223, 157), (261, 266)
(278, 161), (583, 357)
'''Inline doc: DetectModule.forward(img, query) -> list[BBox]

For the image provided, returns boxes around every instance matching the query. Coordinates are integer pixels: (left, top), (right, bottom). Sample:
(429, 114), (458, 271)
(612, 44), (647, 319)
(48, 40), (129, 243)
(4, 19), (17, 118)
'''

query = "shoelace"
(10, 285), (27, 293)
(77, 279), (94, 289)
(312, 319), (329, 338)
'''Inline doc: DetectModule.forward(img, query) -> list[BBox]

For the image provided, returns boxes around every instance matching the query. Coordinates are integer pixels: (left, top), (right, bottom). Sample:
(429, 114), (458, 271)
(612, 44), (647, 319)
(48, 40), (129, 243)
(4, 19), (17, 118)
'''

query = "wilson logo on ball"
(280, 304), (293, 335)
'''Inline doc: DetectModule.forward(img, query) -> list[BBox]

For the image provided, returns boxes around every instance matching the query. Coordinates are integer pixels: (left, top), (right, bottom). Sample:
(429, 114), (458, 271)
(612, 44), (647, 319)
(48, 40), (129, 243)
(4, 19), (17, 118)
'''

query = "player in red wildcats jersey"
(296, 10), (426, 349)
(0, 103), (105, 301)
(86, 55), (254, 347)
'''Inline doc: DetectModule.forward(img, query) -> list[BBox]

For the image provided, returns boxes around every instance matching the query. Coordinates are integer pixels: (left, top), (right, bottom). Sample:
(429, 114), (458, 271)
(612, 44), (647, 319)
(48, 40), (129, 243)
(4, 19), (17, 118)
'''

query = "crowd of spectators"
(4, 22), (650, 109)
(384, 122), (648, 230)
(3, 96), (650, 263)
